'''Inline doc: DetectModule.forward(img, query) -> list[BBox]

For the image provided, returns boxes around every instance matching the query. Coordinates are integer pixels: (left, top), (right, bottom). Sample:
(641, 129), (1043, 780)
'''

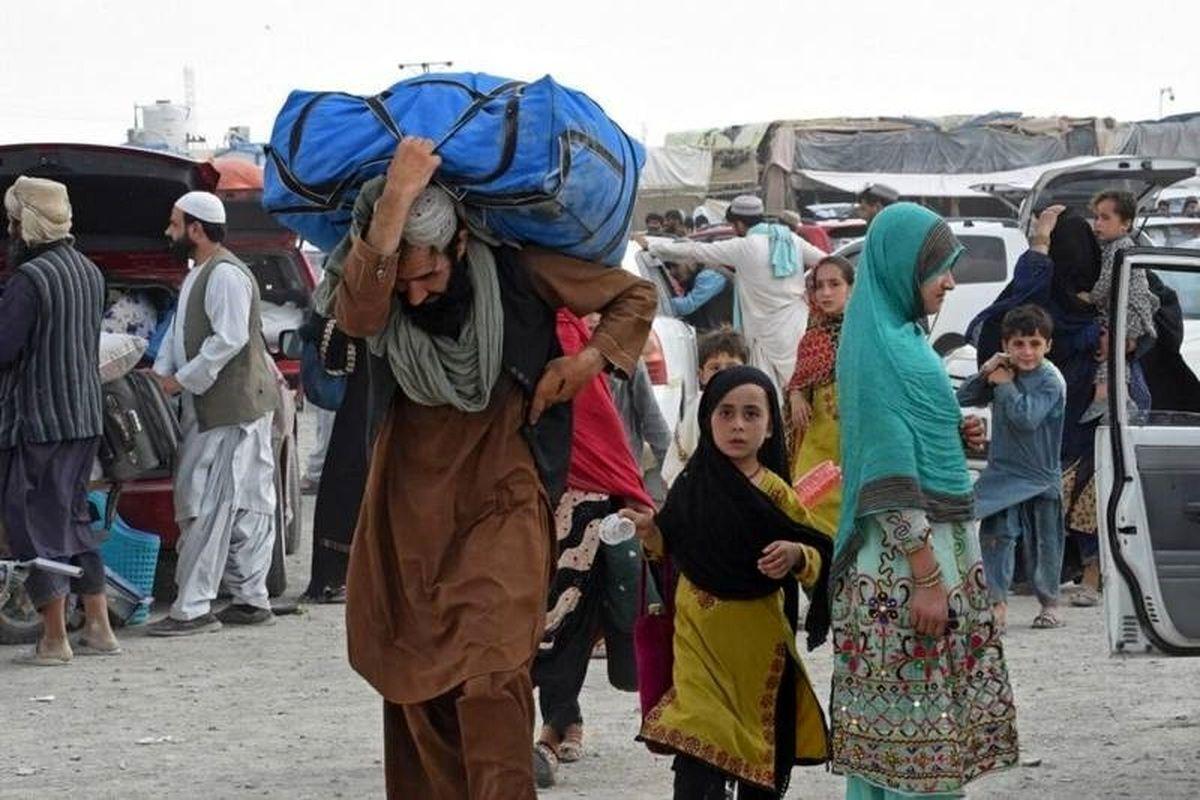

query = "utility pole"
(1159, 86), (1175, 119)
(399, 61), (454, 74)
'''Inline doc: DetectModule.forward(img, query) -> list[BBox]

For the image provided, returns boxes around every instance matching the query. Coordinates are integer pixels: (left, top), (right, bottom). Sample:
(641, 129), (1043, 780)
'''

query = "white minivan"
(1096, 247), (1200, 656)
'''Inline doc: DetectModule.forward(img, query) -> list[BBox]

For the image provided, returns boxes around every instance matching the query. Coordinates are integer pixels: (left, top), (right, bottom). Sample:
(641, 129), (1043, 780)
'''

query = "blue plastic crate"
(89, 491), (160, 626)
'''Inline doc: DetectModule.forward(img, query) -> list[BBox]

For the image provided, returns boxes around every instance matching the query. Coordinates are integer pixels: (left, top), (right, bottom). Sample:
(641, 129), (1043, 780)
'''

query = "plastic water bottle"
(597, 513), (637, 545)
(793, 460), (842, 507)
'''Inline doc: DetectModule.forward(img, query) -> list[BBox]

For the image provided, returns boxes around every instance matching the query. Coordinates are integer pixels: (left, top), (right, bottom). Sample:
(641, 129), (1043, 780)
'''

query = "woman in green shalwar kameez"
(831, 204), (1019, 799)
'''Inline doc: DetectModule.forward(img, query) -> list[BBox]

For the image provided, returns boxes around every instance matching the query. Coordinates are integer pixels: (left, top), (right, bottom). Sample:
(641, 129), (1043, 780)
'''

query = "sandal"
(991, 603), (1008, 637)
(558, 724), (584, 763)
(74, 636), (122, 656)
(13, 646), (72, 667)
(1070, 587), (1101, 607)
(532, 741), (558, 788)
(1031, 610), (1065, 629)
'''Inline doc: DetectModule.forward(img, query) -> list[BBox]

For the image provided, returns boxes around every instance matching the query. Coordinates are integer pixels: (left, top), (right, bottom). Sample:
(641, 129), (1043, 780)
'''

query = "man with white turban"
(325, 137), (656, 798)
(146, 191), (279, 637)
(1, 176), (120, 665)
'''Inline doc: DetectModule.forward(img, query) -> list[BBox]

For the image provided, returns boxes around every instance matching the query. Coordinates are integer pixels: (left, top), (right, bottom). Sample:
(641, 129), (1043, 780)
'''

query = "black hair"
(1001, 303), (1054, 340)
(1091, 190), (1138, 224)
(664, 209), (684, 223)
(183, 212), (226, 244)
(724, 209), (764, 228)
(857, 187), (895, 206)
(645, 212), (664, 225)
(698, 325), (750, 367)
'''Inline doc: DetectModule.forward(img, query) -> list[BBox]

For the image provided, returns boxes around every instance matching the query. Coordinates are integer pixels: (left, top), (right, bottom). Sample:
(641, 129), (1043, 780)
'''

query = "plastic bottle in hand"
(597, 513), (637, 545)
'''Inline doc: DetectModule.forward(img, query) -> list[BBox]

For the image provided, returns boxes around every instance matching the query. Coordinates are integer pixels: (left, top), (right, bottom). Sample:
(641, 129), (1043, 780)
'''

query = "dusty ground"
(2, 408), (1199, 799)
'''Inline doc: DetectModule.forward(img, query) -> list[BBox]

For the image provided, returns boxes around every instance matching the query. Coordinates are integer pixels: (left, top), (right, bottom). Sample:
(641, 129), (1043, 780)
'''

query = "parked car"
(620, 239), (698, 433)
(1138, 216), (1200, 247)
(0, 144), (308, 615)
(1009, 156), (1198, 235)
(1096, 246), (1200, 656)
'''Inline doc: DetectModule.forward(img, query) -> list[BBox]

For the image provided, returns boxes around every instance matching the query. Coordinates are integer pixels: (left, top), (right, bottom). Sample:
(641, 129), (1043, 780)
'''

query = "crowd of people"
(5, 135), (1200, 800)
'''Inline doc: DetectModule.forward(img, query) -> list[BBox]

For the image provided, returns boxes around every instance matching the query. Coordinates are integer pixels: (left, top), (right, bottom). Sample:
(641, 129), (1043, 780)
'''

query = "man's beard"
(402, 255), (474, 339)
(168, 233), (195, 262)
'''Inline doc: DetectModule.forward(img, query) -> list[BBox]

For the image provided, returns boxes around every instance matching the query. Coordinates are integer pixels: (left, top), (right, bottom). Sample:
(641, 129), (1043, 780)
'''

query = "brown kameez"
(335, 236), (654, 799)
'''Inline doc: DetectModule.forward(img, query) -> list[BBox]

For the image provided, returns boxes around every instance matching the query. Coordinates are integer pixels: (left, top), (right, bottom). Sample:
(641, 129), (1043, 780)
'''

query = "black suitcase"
(97, 372), (180, 482)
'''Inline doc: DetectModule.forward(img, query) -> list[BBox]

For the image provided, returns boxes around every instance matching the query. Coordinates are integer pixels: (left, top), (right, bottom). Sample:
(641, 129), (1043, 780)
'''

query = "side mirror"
(278, 329), (303, 360)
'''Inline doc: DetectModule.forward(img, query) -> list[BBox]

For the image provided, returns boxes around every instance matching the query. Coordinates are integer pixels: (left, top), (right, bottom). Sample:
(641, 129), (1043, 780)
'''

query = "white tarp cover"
(794, 156), (1109, 198)
(639, 146), (712, 193)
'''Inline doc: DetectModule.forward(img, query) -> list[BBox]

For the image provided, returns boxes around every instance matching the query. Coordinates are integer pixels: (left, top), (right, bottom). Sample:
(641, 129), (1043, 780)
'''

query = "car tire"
(266, 466), (287, 598)
(153, 548), (179, 605)
(933, 333), (968, 356)
(282, 436), (302, 556)
(0, 584), (41, 645)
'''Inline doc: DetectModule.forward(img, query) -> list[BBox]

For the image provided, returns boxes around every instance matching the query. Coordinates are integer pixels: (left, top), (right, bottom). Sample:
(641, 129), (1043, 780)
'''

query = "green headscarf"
(833, 203), (974, 576)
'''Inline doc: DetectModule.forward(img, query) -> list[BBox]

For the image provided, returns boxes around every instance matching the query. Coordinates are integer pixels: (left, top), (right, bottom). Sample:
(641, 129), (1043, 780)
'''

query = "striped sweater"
(0, 243), (105, 447)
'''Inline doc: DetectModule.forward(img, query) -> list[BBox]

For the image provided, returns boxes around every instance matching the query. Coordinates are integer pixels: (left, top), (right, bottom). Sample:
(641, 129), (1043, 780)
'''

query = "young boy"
(661, 326), (749, 487)
(957, 304), (1067, 630)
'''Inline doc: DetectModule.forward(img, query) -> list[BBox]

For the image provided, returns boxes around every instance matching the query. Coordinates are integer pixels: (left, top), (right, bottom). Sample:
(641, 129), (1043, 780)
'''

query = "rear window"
(1157, 269), (1200, 320)
(952, 235), (1008, 284)
(835, 234), (1008, 285)
(243, 252), (309, 307)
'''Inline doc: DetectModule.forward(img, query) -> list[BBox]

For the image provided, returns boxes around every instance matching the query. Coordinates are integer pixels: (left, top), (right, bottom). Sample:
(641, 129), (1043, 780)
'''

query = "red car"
(0, 144), (311, 617)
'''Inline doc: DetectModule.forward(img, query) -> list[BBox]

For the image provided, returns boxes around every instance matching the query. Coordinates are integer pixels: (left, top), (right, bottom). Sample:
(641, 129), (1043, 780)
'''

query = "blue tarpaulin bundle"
(263, 72), (644, 266)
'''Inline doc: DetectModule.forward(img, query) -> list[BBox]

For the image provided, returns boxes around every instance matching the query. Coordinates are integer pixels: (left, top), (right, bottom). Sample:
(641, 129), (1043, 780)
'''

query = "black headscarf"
(655, 366), (832, 650)
(968, 213), (1102, 368)
(1047, 213), (1102, 313)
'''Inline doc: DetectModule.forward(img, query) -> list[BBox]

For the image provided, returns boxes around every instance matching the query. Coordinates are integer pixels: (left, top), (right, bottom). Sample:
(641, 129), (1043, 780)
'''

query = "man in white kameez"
(634, 195), (825, 392)
(146, 191), (278, 637)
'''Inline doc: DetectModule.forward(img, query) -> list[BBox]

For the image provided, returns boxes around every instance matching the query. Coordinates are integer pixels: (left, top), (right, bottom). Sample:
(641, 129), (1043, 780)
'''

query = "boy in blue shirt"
(957, 304), (1067, 631)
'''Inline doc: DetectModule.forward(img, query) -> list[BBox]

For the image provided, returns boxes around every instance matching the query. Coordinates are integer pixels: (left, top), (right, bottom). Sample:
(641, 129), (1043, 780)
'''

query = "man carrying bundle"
(328, 137), (655, 799)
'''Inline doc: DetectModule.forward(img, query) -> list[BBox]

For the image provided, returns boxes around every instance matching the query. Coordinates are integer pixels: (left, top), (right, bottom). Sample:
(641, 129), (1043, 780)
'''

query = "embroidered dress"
(832, 204), (1019, 797)
(788, 308), (844, 538)
(640, 469), (829, 791)
(830, 510), (1018, 795)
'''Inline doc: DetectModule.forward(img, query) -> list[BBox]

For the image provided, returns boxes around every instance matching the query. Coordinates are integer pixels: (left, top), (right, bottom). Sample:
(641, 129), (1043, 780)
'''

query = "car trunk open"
(0, 143), (219, 267)
(1017, 157), (1198, 233)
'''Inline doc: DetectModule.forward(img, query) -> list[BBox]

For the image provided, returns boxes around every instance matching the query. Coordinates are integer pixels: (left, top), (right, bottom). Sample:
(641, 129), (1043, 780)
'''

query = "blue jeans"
(980, 496), (1065, 606)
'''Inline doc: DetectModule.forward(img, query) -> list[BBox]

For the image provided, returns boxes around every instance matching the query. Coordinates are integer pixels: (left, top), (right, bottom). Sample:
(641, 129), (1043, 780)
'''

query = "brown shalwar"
(335, 236), (655, 799)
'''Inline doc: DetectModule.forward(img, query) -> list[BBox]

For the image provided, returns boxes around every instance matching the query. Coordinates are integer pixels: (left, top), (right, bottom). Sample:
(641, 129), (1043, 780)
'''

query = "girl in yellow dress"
(623, 366), (833, 800)
(788, 255), (854, 536)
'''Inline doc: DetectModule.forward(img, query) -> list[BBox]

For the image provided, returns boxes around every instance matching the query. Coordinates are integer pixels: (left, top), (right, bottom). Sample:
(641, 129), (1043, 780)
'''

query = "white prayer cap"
(403, 186), (459, 251)
(728, 195), (764, 217)
(174, 191), (226, 224)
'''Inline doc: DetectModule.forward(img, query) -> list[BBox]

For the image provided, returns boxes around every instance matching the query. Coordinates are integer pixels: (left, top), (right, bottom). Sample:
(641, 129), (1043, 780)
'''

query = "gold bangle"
(913, 566), (942, 588)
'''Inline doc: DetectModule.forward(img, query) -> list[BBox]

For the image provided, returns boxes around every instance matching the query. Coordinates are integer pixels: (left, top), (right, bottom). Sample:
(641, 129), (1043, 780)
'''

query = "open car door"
(1096, 247), (1200, 655)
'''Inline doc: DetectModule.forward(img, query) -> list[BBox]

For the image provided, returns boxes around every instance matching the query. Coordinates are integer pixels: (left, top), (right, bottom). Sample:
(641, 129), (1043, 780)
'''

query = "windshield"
(1156, 269), (1200, 320)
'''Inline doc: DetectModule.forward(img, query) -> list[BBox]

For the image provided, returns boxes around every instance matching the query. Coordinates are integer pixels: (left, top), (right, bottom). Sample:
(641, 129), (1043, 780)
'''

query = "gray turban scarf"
(319, 178), (504, 413)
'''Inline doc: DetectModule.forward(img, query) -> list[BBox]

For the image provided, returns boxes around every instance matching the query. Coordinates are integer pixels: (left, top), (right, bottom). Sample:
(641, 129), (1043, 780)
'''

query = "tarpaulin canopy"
(793, 156), (1107, 199)
(639, 146), (712, 195)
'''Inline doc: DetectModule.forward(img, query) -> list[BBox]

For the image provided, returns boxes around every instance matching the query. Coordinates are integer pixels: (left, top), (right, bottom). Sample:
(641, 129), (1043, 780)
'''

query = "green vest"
(182, 247), (277, 432)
